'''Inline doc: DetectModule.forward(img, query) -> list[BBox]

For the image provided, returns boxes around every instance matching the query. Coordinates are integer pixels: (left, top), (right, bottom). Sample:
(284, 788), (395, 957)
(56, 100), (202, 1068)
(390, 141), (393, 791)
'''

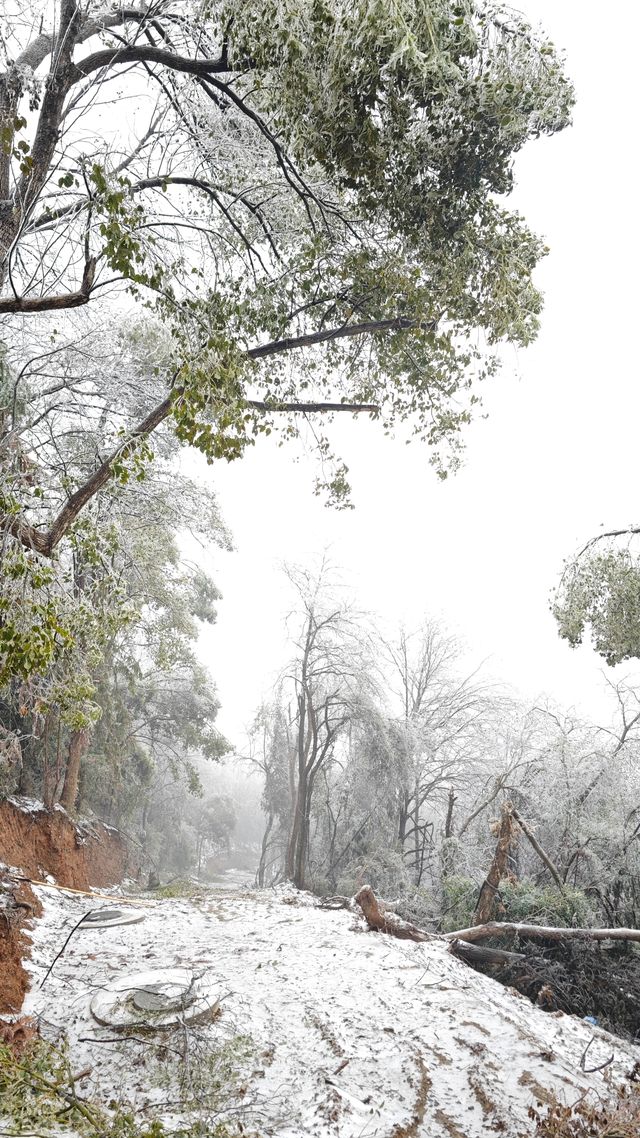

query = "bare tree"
(282, 565), (371, 889)
(380, 623), (499, 884)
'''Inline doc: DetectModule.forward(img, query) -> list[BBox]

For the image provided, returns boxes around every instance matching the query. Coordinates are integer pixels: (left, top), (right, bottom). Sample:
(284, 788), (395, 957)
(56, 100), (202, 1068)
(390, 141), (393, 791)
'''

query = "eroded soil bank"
(0, 797), (141, 1013)
(0, 878), (42, 1014)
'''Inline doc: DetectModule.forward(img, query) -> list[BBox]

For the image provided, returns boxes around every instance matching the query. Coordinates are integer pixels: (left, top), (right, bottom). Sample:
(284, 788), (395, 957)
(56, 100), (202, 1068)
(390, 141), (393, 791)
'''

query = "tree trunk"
(449, 939), (526, 966)
(473, 801), (515, 925)
(398, 791), (409, 845)
(295, 782), (314, 887)
(285, 773), (308, 888)
(355, 886), (437, 942)
(446, 921), (640, 946)
(257, 811), (275, 887)
(444, 788), (456, 838)
(411, 783), (420, 881)
(285, 688), (308, 888)
(60, 727), (90, 813)
(16, 752), (35, 796)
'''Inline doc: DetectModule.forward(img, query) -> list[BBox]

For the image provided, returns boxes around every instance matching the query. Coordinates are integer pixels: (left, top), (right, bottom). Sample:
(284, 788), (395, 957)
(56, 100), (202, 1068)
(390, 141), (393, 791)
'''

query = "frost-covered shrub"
(438, 877), (594, 933)
(499, 882), (594, 928)
(440, 875), (478, 932)
(0, 1034), (254, 1138)
(392, 886), (439, 929)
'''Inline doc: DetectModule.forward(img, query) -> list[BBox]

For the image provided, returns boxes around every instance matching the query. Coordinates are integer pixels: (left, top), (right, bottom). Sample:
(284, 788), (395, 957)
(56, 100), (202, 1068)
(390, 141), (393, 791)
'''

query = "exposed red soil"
(0, 798), (142, 1015)
(0, 880), (42, 1015)
(0, 799), (138, 890)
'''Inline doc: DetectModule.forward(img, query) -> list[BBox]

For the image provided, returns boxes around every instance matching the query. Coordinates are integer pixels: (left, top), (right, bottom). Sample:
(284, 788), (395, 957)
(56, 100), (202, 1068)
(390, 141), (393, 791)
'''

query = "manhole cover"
(132, 982), (197, 1013)
(80, 908), (146, 930)
(90, 968), (220, 1030)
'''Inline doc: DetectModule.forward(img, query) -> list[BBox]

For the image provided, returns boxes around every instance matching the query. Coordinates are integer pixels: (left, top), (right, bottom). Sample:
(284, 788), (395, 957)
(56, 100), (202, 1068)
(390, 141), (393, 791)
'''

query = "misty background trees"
(245, 564), (640, 940)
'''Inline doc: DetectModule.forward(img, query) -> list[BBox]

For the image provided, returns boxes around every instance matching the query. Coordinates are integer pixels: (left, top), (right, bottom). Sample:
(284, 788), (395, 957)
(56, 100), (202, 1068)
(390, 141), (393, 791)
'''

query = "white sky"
(194, 0), (640, 743)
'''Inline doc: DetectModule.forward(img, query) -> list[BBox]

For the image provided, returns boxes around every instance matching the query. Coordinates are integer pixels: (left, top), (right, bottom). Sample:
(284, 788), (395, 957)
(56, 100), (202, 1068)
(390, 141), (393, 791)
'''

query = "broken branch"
(354, 886), (436, 943)
(473, 801), (516, 925)
(511, 809), (565, 893)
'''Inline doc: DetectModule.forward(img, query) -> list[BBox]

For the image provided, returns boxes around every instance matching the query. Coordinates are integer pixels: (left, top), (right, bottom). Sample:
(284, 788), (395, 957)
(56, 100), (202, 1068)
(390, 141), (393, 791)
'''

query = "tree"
(283, 566), (372, 889)
(517, 696), (640, 926)
(1, 0), (573, 561)
(253, 563), (374, 889)
(553, 536), (640, 665)
(0, 433), (229, 814)
(250, 697), (297, 887)
(380, 622), (497, 883)
(193, 795), (236, 877)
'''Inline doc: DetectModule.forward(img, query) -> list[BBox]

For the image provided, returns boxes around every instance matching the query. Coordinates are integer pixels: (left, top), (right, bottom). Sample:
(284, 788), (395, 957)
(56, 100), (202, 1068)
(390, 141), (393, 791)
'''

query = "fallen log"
(445, 922), (640, 945)
(353, 886), (640, 960)
(354, 886), (437, 942)
(356, 886), (525, 963)
(449, 938), (526, 966)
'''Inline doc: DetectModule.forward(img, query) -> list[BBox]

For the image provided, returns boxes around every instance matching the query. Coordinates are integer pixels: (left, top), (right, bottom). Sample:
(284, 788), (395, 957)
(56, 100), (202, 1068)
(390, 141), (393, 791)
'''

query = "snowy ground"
(12, 878), (640, 1137)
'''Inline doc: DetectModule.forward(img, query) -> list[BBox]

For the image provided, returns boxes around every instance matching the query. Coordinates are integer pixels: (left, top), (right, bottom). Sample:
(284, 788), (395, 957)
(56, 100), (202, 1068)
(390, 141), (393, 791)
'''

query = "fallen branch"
(580, 1036), (614, 1074)
(318, 894), (354, 911)
(10, 874), (155, 904)
(511, 809), (566, 893)
(445, 922), (640, 945)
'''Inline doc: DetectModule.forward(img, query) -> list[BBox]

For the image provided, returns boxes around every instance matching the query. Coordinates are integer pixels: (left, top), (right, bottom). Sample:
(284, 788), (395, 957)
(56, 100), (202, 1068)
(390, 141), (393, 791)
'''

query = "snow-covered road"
(19, 881), (640, 1137)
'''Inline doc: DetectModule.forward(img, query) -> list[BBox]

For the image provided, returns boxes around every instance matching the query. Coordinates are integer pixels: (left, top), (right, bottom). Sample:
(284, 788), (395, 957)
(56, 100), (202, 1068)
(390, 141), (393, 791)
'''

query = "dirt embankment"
(0, 798), (138, 890)
(0, 879), (42, 1015)
(0, 798), (141, 1014)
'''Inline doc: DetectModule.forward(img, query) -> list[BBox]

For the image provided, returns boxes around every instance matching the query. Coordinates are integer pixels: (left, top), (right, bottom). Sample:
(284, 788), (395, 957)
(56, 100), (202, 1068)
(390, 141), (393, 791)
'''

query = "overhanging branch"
(0, 258), (96, 313)
(576, 527), (640, 560)
(72, 44), (230, 82)
(2, 316), (398, 555)
(4, 383), (378, 556)
(246, 400), (376, 413)
(7, 392), (173, 557)
(247, 317), (425, 360)
(15, 8), (152, 72)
